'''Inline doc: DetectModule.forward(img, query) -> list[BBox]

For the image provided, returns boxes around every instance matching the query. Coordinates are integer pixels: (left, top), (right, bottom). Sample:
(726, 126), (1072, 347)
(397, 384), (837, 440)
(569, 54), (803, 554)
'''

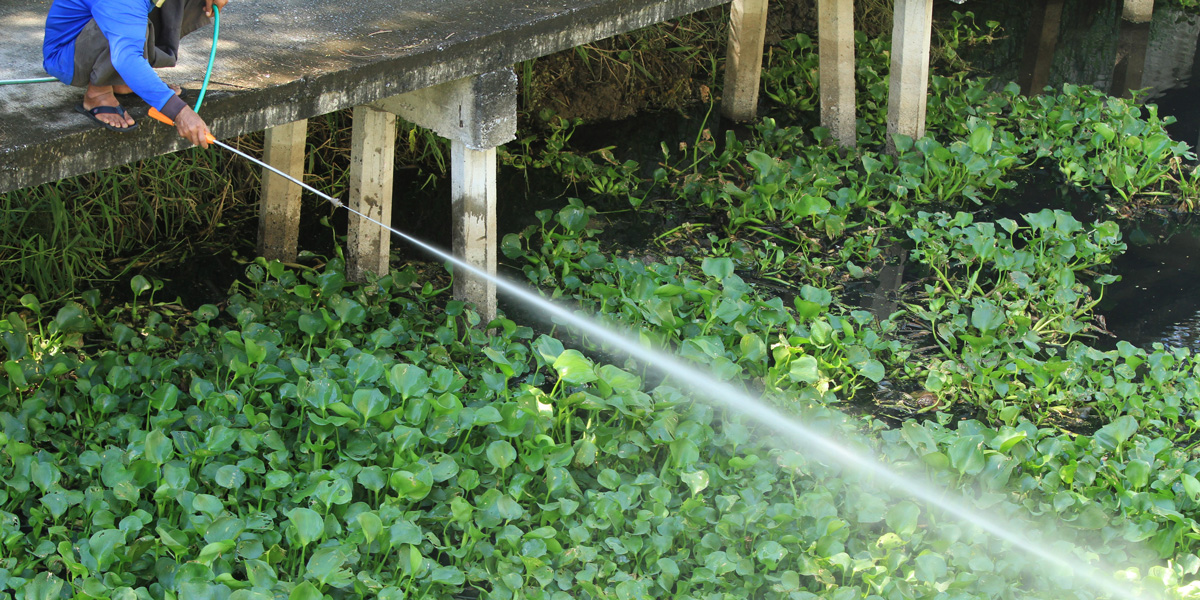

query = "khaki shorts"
(69, 0), (211, 87)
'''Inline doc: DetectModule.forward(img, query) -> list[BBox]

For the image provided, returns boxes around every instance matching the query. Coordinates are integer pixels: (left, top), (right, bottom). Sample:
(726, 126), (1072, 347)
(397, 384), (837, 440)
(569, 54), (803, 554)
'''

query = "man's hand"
(175, 106), (212, 148)
(204, 0), (229, 18)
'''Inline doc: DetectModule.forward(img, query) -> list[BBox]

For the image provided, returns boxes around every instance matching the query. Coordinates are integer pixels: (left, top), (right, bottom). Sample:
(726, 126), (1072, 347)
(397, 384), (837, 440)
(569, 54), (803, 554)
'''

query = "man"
(42, 0), (229, 148)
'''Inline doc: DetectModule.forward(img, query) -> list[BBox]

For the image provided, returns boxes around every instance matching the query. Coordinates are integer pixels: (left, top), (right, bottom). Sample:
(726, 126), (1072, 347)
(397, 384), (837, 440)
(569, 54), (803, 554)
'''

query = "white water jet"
(336, 203), (1158, 599)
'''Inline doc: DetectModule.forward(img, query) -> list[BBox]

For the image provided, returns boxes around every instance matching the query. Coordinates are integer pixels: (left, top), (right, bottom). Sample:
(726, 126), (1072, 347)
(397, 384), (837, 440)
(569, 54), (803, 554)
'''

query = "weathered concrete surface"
(721, 0), (769, 122)
(451, 143), (498, 323)
(1123, 0), (1154, 23)
(1, 0), (731, 193)
(257, 119), (308, 262)
(818, 0), (855, 146)
(886, 0), (933, 153)
(347, 105), (396, 282)
(372, 68), (517, 150)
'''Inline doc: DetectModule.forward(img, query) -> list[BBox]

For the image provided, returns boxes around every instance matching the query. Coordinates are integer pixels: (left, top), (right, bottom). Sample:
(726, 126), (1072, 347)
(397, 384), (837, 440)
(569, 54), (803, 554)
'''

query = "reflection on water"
(960, 0), (1200, 143)
(957, 0), (1200, 350)
(1099, 216), (1200, 350)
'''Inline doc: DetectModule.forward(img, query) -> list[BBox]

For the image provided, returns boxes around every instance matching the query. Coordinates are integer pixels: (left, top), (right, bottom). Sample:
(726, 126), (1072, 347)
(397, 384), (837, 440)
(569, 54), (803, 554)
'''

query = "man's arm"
(91, 0), (186, 118)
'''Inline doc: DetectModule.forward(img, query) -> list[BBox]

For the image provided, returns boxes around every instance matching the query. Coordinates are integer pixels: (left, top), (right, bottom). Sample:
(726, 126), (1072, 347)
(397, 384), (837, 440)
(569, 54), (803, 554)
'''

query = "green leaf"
(130, 275), (152, 297)
(701, 257), (735, 280)
(858, 359), (885, 383)
(389, 468), (434, 501)
(352, 388), (390, 422)
(787, 355), (820, 384)
(387, 364), (430, 399)
(755, 540), (788, 568)
(193, 494), (224, 518)
(245, 559), (278, 589)
(22, 573), (65, 600)
(305, 546), (347, 585)
(287, 508), (324, 547)
(970, 299), (1005, 333)
(915, 553), (948, 583)
(53, 302), (93, 333)
(887, 502), (921, 537)
(216, 464), (246, 489)
(486, 441), (517, 471)
(1125, 460), (1150, 490)
(197, 540), (235, 565)
(1182, 473), (1200, 502)
(968, 122), (994, 154)
(681, 470), (709, 495)
(1095, 415), (1138, 452)
(205, 516), (246, 544)
(1025, 209), (1056, 231)
(553, 350), (597, 385)
(431, 566), (465, 585)
(265, 471), (292, 493)
(288, 581), (323, 600)
(89, 529), (126, 570)
(597, 469), (621, 490)
(357, 512), (383, 544)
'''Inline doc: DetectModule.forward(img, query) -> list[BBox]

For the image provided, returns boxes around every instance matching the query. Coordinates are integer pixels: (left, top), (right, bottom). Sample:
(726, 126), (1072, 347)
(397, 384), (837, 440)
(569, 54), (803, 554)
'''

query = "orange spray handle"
(148, 107), (217, 144)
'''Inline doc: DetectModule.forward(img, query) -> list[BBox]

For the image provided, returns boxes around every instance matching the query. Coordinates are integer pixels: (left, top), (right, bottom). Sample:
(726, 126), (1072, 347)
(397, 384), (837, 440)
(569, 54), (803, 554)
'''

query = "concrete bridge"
(0, 0), (1156, 320)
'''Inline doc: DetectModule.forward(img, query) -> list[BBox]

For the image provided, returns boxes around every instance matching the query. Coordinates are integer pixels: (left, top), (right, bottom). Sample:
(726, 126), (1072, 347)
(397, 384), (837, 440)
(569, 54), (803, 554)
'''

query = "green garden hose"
(0, 77), (57, 85)
(193, 4), (219, 112)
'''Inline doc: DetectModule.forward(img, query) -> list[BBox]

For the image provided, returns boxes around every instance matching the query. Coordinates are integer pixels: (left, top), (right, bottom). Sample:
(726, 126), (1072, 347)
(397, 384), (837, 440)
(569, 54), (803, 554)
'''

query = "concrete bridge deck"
(7, 0), (1088, 320)
(0, 0), (732, 193)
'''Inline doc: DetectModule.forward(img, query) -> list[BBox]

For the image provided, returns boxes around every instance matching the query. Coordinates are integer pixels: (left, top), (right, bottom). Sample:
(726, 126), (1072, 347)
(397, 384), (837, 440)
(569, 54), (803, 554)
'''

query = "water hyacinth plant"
(4, 7), (1200, 600)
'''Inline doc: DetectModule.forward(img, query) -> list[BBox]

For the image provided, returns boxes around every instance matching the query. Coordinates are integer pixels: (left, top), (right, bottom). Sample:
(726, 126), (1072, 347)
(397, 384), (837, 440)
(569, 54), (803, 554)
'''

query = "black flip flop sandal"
(75, 104), (139, 132)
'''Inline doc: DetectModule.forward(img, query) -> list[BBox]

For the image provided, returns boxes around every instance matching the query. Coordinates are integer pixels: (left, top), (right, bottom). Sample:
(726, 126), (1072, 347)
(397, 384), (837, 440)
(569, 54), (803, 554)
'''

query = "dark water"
(952, 0), (1200, 350)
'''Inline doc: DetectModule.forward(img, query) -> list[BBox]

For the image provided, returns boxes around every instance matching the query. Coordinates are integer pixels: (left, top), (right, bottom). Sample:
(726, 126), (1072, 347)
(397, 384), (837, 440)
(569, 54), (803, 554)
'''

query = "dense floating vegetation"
(2, 11), (1200, 600)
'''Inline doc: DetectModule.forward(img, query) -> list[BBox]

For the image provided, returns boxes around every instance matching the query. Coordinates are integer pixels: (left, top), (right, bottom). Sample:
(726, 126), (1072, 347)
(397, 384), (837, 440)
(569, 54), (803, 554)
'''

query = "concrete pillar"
(372, 68), (516, 322)
(886, 0), (934, 154)
(1018, 0), (1064, 96)
(347, 105), (396, 282)
(1123, 0), (1154, 23)
(257, 119), (308, 262)
(1112, 20), (1151, 99)
(818, 0), (856, 146)
(722, 0), (770, 122)
(451, 143), (498, 322)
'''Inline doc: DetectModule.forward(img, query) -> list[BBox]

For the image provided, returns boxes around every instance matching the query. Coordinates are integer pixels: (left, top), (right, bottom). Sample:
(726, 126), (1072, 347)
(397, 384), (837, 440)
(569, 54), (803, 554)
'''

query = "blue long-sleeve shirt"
(43, 0), (186, 117)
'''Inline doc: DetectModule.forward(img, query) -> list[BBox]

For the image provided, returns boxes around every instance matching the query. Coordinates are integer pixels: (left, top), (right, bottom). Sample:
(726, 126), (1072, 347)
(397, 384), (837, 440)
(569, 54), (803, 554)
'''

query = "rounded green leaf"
(486, 440), (517, 471)
(215, 465), (246, 489)
(388, 364), (430, 399)
(287, 508), (324, 547)
(357, 512), (383, 544)
(289, 581), (322, 600)
(553, 350), (597, 385)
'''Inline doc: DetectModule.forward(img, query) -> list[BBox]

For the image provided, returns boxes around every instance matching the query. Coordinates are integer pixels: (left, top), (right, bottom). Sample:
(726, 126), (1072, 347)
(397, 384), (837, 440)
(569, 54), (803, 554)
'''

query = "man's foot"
(82, 85), (134, 129)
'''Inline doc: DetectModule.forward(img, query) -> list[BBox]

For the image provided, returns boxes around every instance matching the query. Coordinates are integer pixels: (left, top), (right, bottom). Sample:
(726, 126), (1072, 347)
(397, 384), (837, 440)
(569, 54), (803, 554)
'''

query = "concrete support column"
(1018, 0), (1064, 96)
(886, 0), (934, 153)
(722, 0), (769, 122)
(818, 0), (856, 146)
(451, 143), (498, 321)
(347, 105), (396, 282)
(1123, 0), (1154, 23)
(372, 68), (516, 322)
(258, 119), (308, 262)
